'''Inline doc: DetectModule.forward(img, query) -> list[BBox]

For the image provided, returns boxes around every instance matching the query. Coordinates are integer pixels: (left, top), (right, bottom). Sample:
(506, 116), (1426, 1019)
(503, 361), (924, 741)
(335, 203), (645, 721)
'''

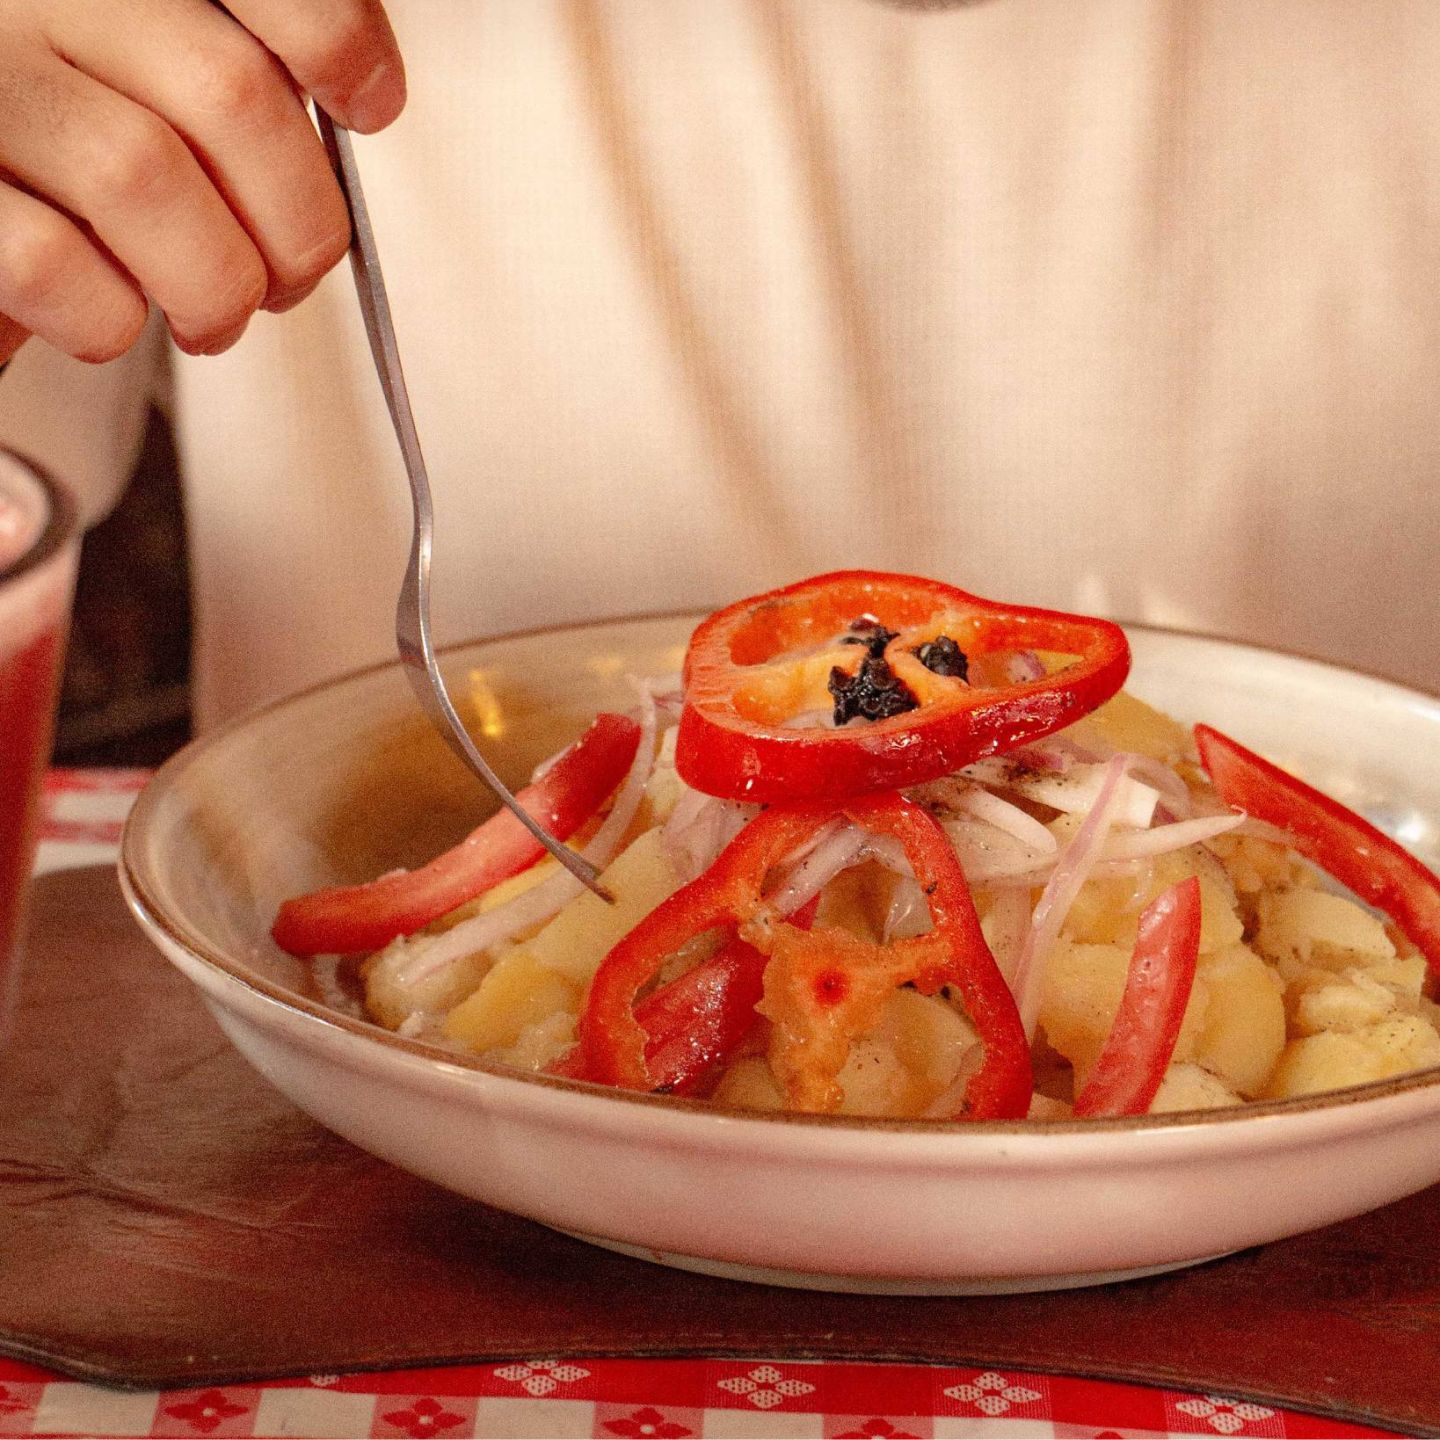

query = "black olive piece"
(915, 634), (968, 681)
(841, 623), (899, 661)
(829, 654), (919, 725)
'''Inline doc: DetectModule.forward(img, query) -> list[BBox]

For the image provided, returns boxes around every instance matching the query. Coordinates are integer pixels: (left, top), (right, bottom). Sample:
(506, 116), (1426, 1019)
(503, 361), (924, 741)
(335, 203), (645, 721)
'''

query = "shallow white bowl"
(120, 617), (1440, 1294)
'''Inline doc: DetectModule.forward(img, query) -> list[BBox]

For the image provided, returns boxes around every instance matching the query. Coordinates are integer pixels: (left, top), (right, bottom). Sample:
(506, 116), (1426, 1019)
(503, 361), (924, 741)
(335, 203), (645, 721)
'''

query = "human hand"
(0, 0), (405, 366)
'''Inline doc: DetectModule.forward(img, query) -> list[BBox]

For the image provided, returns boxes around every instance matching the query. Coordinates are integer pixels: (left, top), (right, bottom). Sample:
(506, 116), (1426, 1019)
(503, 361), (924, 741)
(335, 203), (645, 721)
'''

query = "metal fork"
(315, 111), (607, 897)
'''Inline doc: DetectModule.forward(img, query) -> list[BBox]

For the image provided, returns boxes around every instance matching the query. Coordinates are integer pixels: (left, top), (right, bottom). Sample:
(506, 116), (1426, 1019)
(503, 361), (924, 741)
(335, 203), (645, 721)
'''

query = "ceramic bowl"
(120, 616), (1440, 1294)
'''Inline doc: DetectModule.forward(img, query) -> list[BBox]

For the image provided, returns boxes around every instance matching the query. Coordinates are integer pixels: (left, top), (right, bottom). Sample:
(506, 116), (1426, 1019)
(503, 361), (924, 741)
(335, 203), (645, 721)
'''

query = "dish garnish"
(272, 572), (1440, 1121)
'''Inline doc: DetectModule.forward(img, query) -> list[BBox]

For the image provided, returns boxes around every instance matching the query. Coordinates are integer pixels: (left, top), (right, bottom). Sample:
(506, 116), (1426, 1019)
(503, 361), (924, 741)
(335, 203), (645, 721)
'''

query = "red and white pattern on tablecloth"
(0, 1355), (1405, 1439)
(491, 1360), (593, 1397)
(713, 1362), (818, 1410)
(1167, 1394), (1285, 1437)
(940, 1368), (1049, 1420)
(36, 768), (149, 864)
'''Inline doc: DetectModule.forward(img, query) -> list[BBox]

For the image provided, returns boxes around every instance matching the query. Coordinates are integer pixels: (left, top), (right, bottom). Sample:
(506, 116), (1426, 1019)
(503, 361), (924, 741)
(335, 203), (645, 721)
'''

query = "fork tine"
(316, 108), (610, 900)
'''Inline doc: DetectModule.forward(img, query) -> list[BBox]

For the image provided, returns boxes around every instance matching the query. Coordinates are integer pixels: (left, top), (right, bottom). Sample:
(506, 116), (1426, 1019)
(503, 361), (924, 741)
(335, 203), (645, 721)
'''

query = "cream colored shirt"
(4, 0), (1439, 724)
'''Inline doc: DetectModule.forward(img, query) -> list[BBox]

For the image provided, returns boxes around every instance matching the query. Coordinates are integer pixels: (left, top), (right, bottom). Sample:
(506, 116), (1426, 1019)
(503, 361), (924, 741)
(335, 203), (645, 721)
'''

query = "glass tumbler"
(0, 452), (78, 1038)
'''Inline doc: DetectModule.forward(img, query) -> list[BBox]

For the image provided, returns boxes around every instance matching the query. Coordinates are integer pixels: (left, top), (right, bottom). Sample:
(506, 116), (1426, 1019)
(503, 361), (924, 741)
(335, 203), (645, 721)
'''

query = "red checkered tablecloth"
(12, 771), (1401, 1440)
(0, 1352), (1401, 1439)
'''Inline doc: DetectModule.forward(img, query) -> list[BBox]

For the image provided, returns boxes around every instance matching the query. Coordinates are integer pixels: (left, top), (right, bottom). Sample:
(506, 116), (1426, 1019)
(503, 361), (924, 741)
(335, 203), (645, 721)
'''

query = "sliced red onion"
(950, 786), (1058, 855)
(1233, 816), (1295, 847)
(1100, 812), (1244, 861)
(882, 874), (930, 942)
(1011, 754), (1132, 1039)
(941, 817), (1054, 885)
(1004, 744), (1074, 773)
(981, 886), (1032, 986)
(763, 819), (867, 917)
(861, 832), (913, 876)
(1046, 732), (1110, 764)
(763, 823), (922, 921)
(396, 685), (660, 990)
(662, 786), (760, 883)
(1118, 752), (1193, 815)
(956, 811), (1245, 890)
(1005, 650), (1046, 683)
(998, 762), (1160, 830)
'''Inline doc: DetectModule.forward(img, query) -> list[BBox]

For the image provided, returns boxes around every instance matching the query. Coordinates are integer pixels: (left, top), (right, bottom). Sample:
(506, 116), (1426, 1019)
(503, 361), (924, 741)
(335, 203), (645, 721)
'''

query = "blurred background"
(54, 408), (190, 767)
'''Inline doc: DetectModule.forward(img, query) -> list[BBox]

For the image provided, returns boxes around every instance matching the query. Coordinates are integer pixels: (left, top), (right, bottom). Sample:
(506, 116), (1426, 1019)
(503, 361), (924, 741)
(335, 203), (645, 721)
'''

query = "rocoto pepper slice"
(1195, 723), (1440, 974)
(675, 570), (1131, 803)
(551, 898), (817, 1097)
(272, 712), (640, 957)
(579, 792), (1033, 1119)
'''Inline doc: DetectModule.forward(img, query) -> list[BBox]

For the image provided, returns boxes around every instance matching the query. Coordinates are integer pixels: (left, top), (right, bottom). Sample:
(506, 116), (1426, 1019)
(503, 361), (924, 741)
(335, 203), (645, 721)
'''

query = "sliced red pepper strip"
(579, 793), (1032, 1119)
(550, 937), (765, 1094)
(550, 898), (816, 1096)
(1195, 723), (1440, 974)
(676, 570), (1130, 803)
(1072, 877), (1201, 1118)
(271, 712), (641, 957)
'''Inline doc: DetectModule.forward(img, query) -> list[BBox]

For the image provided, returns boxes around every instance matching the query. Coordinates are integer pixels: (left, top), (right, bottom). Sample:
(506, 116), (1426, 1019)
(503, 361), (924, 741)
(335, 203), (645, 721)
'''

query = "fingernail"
(347, 62), (406, 135)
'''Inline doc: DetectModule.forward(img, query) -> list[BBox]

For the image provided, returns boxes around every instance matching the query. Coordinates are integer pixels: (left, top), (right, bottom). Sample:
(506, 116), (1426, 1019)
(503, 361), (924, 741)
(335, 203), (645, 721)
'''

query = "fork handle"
(315, 107), (609, 899)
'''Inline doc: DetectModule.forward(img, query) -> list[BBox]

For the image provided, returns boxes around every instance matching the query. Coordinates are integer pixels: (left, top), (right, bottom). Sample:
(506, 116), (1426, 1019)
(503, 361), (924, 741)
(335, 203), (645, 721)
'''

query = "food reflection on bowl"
(120, 614), (1440, 1294)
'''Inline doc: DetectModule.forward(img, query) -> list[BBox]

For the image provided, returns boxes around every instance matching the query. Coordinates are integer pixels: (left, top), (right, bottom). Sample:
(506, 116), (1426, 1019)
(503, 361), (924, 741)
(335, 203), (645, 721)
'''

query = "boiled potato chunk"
(880, 987), (980, 1095)
(1186, 943), (1286, 1097)
(834, 988), (980, 1117)
(444, 947), (581, 1052)
(714, 988), (980, 1119)
(441, 827), (679, 1054)
(712, 1056), (787, 1112)
(365, 942), (490, 1030)
(1039, 937), (1284, 1100)
(1255, 888), (1396, 971)
(487, 1011), (578, 1073)
(1151, 1062), (1243, 1112)
(836, 1038), (916, 1117)
(1063, 688), (1189, 763)
(1039, 940), (1139, 1084)
(1210, 833), (1308, 900)
(1291, 968), (1405, 1036)
(1063, 847), (1243, 955)
(511, 827), (680, 986)
(1266, 1016), (1440, 1099)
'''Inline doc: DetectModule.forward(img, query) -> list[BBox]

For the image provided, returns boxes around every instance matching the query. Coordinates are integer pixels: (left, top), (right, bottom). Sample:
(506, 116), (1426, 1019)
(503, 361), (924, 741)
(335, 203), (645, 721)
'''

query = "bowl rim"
(120, 610), (1440, 1137)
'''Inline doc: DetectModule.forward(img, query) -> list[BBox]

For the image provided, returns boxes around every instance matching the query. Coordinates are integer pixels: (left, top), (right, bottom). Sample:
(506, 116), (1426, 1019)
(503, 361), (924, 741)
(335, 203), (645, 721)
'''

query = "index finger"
(221, 0), (405, 133)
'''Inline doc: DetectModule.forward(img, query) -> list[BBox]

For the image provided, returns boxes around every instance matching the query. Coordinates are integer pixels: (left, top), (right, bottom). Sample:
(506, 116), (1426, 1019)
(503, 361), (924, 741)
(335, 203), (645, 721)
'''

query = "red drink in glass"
(0, 453), (77, 1039)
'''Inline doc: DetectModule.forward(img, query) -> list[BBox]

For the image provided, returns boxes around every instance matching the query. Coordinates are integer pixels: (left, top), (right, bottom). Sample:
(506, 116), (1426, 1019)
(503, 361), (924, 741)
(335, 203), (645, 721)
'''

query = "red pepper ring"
(548, 899), (818, 1097)
(579, 793), (1033, 1119)
(675, 570), (1131, 804)
(1195, 723), (1440, 974)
